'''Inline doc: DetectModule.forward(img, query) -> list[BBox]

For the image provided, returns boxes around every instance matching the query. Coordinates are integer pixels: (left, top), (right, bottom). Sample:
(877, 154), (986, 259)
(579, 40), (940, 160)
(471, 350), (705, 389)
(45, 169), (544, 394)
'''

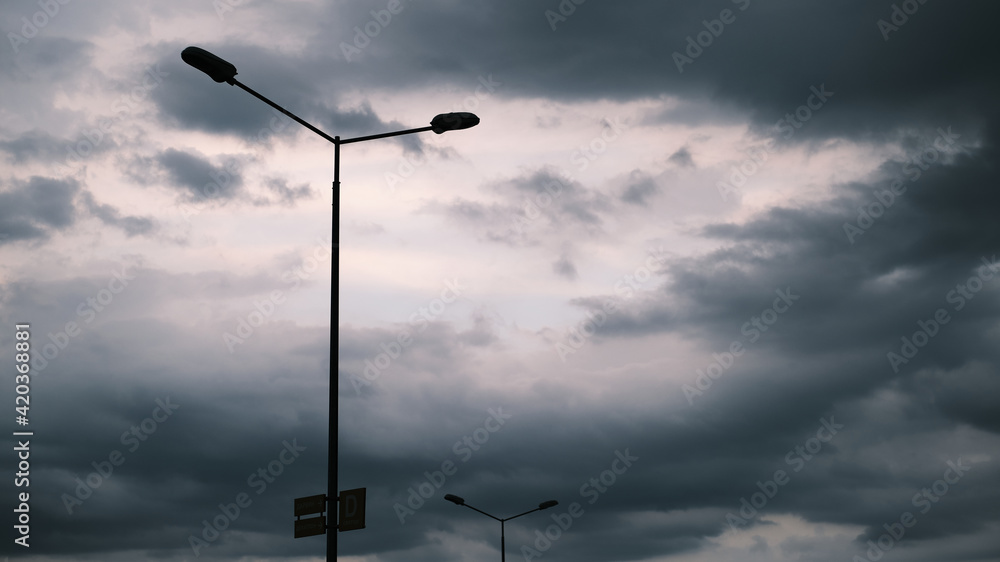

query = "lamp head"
(430, 112), (480, 134)
(444, 494), (465, 506)
(182, 46), (238, 84)
(539, 500), (559, 510)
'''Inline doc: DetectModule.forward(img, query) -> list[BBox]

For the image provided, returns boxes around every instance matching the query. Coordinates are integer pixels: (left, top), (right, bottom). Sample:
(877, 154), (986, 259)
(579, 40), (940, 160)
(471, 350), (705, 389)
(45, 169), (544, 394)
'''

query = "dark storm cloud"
(148, 2), (1000, 190)
(149, 46), (312, 140)
(4, 2), (999, 561)
(334, 328), (876, 562)
(537, 110), (1000, 555)
(916, 362), (1000, 434)
(0, 266), (334, 559)
(0, 258), (995, 561)
(0, 176), (79, 243)
(0, 124), (123, 175)
(335, 323), (686, 560)
(127, 150), (331, 209)
(335, 314), (863, 561)
(1, 330), (330, 560)
(2, 267), (534, 560)
(150, 43), (426, 153)
(0, 175), (154, 244)
(304, 1), (999, 144)
(646, 97), (749, 128)
(588, 118), (998, 347)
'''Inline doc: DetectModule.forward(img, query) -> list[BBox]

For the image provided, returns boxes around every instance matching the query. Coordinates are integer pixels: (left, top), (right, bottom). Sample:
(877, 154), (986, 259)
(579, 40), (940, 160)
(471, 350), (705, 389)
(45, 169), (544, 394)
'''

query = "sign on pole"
(338, 488), (366, 532)
(294, 494), (327, 517)
(294, 515), (327, 538)
(294, 494), (327, 539)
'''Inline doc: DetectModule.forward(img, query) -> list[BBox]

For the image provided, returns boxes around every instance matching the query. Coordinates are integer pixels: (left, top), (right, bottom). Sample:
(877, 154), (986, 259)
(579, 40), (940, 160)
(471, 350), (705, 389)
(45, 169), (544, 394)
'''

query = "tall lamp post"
(444, 494), (558, 562)
(181, 46), (480, 561)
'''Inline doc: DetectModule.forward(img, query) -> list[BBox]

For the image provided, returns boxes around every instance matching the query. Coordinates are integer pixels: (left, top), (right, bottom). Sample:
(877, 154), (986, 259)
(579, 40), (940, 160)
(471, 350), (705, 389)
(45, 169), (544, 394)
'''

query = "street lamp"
(182, 46), (479, 562)
(444, 494), (558, 562)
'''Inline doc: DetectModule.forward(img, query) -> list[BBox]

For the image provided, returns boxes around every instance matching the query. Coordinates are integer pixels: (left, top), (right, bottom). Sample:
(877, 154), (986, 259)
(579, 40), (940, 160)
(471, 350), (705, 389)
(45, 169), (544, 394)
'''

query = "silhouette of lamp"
(444, 494), (558, 562)
(181, 46), (479, 562)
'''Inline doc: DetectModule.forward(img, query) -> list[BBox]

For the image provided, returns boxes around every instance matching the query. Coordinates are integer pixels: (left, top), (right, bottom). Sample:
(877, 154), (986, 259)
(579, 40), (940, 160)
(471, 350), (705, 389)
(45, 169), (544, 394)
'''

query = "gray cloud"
(257, 176), (313, 206)
(0, 129), (67, 164)
(155, 147), (244, 202)
(552, 253), (578, 280)
(430, 168), (611, 247)
(79, 191), (157, 237)
(621, 171), (662, 205)
(2, 1), (999, 561)
(150, 44), (426, 154)
(299, 1), (1000, 144)
(667, 146), (695, 169)
(0, 176), (79, 243)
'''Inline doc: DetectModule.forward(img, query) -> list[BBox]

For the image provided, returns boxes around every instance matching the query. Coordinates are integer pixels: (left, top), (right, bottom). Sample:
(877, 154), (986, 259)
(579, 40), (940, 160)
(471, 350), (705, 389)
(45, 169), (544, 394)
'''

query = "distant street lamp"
(444, 494), (558, 562)
(182, 45), (479, 562)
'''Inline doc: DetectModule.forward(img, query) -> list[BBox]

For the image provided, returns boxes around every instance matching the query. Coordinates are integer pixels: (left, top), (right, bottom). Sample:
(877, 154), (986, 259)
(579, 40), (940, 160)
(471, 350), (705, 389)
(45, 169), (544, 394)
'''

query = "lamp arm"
(340, 126), (434, 145)
(503, 507), (541, 522)
(231, 79), (339, 145)
(462, 503), (503, 522)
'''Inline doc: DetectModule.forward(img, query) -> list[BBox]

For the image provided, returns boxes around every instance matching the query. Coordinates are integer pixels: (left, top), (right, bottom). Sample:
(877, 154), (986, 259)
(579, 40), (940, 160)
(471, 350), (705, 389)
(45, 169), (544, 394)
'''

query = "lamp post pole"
(329, 136), (339, 561)
(501, 518), (506, 562)
(181, 46), (479, 561)
(444, 495), (559, 562)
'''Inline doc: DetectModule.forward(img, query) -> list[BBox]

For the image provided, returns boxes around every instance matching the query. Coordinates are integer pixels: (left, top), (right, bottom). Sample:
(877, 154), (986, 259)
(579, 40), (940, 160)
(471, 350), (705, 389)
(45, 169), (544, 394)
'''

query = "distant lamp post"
(444, 494), (558, 562)
(181, 45), (479, 562)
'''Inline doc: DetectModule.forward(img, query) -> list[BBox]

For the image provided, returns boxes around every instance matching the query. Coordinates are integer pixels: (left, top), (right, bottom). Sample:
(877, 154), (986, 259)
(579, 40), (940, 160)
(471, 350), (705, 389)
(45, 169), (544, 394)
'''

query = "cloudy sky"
(2, 1), (999, 561)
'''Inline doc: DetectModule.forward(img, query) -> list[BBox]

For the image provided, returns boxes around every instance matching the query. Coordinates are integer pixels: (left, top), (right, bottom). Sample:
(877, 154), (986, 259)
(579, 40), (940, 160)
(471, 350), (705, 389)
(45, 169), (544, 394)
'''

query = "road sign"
(294, 515), (326, 538)
(294, 494), (326, 517)
(339, 488), (366, 532)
